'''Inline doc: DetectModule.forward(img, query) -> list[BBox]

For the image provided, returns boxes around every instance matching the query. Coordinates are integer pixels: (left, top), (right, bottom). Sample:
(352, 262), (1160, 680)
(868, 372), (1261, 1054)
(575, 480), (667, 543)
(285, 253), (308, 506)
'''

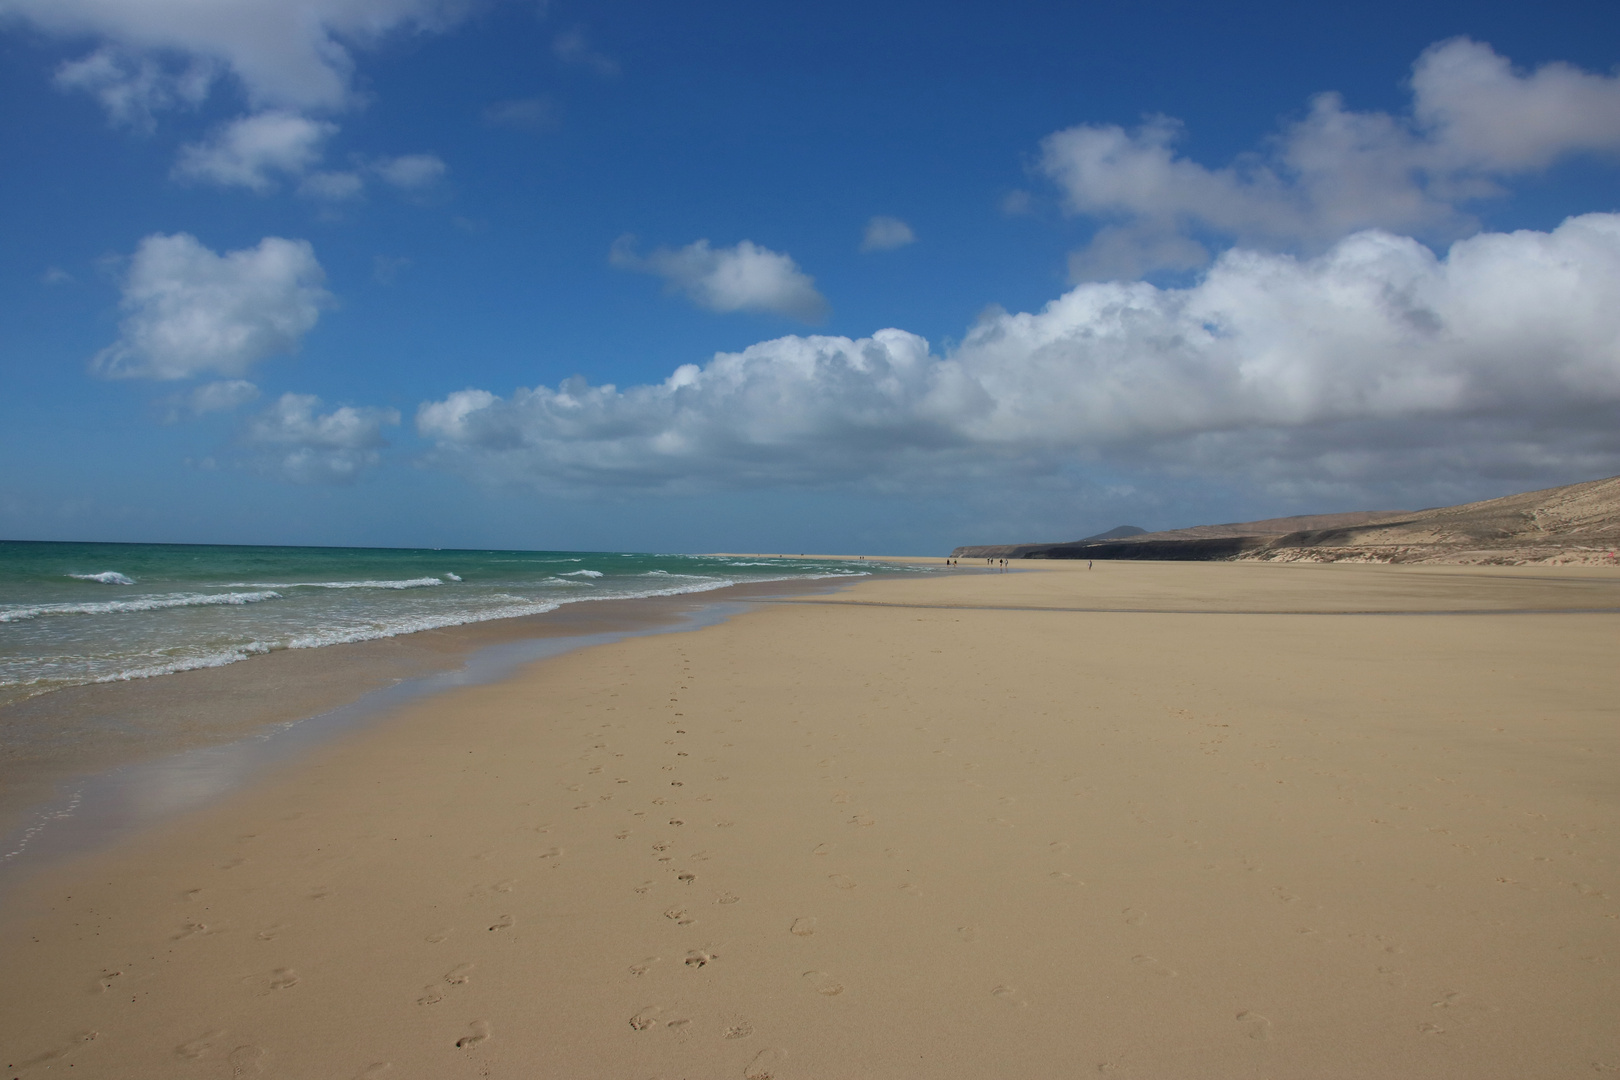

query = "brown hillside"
(952, 475), (1620, 565)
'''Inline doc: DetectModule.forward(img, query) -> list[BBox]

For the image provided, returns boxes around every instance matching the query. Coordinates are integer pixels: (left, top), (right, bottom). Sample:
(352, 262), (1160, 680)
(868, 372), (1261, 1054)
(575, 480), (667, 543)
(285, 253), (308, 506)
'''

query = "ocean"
(0, 541), (906, 710)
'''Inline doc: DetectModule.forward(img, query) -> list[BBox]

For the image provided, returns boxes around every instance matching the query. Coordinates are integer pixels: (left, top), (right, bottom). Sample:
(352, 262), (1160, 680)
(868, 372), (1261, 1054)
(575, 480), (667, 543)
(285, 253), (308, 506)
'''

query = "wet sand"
(1, 561), (1616, 1078)
(0, 576), (861, 847)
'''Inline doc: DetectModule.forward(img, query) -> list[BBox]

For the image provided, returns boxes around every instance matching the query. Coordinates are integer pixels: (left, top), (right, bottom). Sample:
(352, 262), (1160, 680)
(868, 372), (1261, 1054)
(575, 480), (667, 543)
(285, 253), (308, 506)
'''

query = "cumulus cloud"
(610, 237), (828, 322)
(1041, 39), (1620, 279)
(7, 0), (479, 115)
(861, 216), (916, 252)
(243, 392), (400, 483)
(94, 233), (333, 380)
(421, 215), (1620, 496)
(174, 111), (335, 191)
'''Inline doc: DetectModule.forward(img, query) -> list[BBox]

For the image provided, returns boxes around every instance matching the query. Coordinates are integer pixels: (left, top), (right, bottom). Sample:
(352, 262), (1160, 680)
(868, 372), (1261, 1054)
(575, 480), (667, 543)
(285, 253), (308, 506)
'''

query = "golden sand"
(2, 562), (1616, 1077)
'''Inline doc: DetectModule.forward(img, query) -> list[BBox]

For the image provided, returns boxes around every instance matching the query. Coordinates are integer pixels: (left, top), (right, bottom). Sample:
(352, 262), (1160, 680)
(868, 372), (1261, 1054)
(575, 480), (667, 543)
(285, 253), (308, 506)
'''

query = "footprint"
(848, 814), (875, 827)
(629, 1007), (663, 1031)
(18, 1031), (98, 1069)
(1122, 908), (1145, 926)
(665, 908), (694, 925)
(828, 874), (856, 890)
(666, 1018), (691, 1030)
(269, 968), (299, 990)
(351, 1064), (392, 1079)
(1049, 841), (1071, 852)
(455, 1020), (492, 1049)
(1418, 1022), (1444, 1035)
(172, 920), (211, 940)
(416, 987), (444, 1005)
(790, 917), (816, 937)
(715, 892), (741, 905)
(745, 1047), (789, 1079)
(1236, 1011), (1271, 1041)
(487, 914), (514, 931)
(678, 872), (696, 883)
(176, 1031), (227, 1059)
(811, 843), (834, 856)
(1050, 872), (1081, 885)
(629, 957), (661, 976)
(724, 1019), (755, 1040)
(445, 963), (474, 985)
(898, 883), (921, 896)
(256, 924), (289, 941)
(802, 970), (843, 996)
(228, 1045), (266, 1077)
(830, 790), (852, 804)
(957, 926), (977, 942)
(685, 949), (716, 968)
(425, 927), (452, 943)
(615, 830), (632, 839)
(1131, 954), (1176, 976)
(991, 984), (1028, 1007)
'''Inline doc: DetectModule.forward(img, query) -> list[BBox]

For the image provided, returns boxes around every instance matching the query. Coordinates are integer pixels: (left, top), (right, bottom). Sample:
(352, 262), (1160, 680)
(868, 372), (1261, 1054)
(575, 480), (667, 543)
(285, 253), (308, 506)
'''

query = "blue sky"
(2, 0), (1618, 553)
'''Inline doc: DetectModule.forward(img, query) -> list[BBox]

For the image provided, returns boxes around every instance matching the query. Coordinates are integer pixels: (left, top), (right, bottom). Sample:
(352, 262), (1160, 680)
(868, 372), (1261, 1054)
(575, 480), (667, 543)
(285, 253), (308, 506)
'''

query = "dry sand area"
(2, 561), (1617, 1078)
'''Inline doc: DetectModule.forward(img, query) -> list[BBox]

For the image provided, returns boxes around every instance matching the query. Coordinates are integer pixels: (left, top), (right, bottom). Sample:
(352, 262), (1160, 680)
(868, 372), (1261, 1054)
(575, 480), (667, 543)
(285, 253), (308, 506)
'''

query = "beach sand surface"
(2, 562), (1616, 1078)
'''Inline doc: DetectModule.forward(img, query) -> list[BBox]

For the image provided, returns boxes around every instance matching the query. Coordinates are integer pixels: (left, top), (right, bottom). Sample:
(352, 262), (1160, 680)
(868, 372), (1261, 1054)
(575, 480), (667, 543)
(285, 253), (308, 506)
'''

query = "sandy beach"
(2, 560), (1616, 1078)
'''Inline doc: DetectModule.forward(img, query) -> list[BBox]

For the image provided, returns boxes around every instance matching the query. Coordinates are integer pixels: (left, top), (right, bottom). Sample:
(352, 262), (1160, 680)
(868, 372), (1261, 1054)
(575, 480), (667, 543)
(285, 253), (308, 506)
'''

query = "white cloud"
(861, 216), (916, 252)
(94, 232), (333, 380)
(53, 46), (215, 130)
(372, 153), (447, 189)
(41, 266), (73, 285)
(420, 214), (1620, 496)
(1041, 39), (1620, 279)
(174, 111), (335, 191)
(8, 0), (479, 115)
(243, 392), (400, 483)
(610, 237), (828, 322)
(189, 378), (261, 413)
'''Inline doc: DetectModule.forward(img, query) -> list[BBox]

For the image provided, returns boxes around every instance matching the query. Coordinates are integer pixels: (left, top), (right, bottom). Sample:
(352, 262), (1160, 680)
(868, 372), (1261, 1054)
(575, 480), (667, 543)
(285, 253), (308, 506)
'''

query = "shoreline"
(0, 572), (886, 877)
(2, 559), (1614, 1077)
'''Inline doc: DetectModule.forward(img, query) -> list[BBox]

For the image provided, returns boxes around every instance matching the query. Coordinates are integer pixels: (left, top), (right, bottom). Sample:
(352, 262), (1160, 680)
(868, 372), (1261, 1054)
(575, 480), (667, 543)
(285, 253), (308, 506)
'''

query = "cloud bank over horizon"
(419, 214), (1620, 501)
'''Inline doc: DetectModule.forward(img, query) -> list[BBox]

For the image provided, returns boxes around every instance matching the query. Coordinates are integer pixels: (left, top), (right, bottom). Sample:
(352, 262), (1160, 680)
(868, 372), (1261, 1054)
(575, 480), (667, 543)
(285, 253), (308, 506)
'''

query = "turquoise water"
(0, 541), (911, 707)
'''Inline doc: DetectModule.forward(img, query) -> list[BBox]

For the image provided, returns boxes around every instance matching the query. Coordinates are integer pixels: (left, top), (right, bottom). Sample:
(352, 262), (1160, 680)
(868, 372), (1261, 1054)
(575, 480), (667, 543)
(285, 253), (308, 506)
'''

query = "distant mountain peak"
(1079, 525), (1147, 542)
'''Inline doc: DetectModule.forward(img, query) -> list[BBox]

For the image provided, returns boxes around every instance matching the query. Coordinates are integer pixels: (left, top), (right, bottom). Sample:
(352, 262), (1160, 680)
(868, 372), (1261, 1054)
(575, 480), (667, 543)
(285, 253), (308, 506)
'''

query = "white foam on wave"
(224, 577), (445, 590)
(70, 571), (135, 585)
(0, 590), (282, 623)
(94, 597), (567, 685)
(444, 573), (462, 582)
(560, 570), (604, 578)
(544, 577), (593, 587)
